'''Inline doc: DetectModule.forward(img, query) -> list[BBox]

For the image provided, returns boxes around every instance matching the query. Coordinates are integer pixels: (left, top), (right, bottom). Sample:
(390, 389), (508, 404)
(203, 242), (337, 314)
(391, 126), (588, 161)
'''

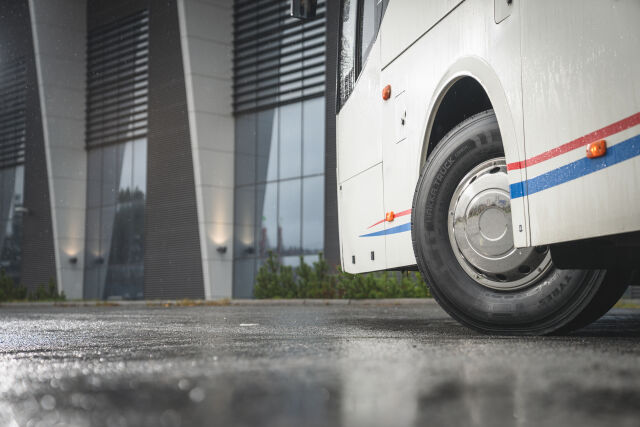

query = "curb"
(2, 299), (637, 309)
(0, 298), (438, 308)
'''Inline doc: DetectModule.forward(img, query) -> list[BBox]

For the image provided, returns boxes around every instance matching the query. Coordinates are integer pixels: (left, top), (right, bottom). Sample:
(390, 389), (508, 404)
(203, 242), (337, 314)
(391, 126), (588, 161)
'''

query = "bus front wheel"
(411, 110), (629, 335)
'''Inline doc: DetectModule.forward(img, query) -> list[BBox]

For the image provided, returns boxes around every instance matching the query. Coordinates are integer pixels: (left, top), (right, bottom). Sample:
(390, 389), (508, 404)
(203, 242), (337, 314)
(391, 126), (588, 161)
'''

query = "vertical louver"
(233, 0), (326, 114)
(86, 10), (149, 148)
(0, 59), (26, 169)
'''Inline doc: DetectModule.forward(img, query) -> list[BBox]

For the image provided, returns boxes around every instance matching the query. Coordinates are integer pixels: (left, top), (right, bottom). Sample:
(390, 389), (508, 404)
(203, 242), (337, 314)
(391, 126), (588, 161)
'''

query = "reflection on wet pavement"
(0, 303), (639, 426)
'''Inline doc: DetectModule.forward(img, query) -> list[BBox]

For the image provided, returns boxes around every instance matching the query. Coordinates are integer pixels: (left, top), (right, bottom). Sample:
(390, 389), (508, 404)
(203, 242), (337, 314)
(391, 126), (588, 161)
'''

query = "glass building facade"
(0, 165), (24, 284)
(0, 0), (336, 299)
(83, 10), (149, 300)
(84, 139), (146, 299)
(0, 59), (27, 285)
(232, 0), (327, 297)
(234, 99), (325, 297)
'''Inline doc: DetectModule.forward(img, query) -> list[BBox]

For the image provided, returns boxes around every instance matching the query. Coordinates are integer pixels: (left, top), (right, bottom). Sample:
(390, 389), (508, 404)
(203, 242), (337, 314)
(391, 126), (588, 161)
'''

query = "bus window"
(339, 0), (386, 110)
(359, 0), (377, 68)
(339, 0), (357, 109)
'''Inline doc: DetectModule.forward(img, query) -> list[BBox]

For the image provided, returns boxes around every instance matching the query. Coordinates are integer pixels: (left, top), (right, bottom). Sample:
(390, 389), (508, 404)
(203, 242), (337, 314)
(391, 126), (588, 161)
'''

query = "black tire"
(556, 269), (634, 334)
(412, 110), (608, 335)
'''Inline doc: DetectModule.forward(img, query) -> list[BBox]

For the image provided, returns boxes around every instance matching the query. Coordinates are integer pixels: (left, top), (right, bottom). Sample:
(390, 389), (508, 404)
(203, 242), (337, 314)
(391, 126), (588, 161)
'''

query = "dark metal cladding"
(233, 0), (327, 114)
(86, 10), (149, 149)
(87, 0), (204, 299)
(143, 1), (204, 299)
(323, 0), (339, 269)
(0, 0), (57, 290)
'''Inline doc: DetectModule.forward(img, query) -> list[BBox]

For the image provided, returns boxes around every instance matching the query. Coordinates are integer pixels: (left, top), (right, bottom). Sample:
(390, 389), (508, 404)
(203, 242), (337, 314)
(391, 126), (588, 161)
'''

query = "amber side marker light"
(382, 85), (391, 100)
(586, 139), (607, 159)
(385, 211), (395, 222)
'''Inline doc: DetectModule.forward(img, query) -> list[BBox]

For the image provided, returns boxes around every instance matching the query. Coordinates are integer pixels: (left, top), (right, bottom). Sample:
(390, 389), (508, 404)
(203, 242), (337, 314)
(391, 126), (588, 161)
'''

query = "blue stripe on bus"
(360, 222), (411, 237)
(510, 133), (640, 200)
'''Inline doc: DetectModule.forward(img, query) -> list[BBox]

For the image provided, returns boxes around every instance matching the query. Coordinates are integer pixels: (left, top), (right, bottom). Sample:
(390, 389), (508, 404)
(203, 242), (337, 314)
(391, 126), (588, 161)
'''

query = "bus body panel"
(339, 0), (529, 272)
(377, 0), (529, 270)
(339, 164), (387, 273)
(521, 0), (640, 245)
(379, 0), (464, 67)
(337, 34), (387, 273)
(337, 0), (640, 273)
(336, 38), (382, 184)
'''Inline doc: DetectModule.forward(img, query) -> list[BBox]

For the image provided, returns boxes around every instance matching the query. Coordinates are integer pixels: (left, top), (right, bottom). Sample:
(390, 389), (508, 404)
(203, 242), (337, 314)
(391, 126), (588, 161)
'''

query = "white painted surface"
(379, 0), (464, 66)
(178, 0), (235, 299)
(336, 37), (383, 183)
(30, 0), (86, 298)
(338, 0), (526, 271)
(338, 0), (640, 274)
(340, 164), (386, 273)
(521, 0), (640, 245)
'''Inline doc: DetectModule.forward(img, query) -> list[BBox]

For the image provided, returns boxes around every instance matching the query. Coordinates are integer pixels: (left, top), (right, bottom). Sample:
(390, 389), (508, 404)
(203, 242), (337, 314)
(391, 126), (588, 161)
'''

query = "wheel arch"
(415, 56), (530, 248)
(418, 57), (524, 171)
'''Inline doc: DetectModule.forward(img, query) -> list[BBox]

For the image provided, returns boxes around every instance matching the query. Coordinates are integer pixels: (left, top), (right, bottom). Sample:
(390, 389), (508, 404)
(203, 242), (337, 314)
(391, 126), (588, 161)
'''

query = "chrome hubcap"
(447, 158), (552, 291)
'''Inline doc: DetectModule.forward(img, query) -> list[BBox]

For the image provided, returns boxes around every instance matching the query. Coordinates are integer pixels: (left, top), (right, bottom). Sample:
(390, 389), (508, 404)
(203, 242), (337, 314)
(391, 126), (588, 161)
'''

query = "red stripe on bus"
(507, 112), (640, 171)
(367, 208), (412, 229)
(367, 219), (386, 229)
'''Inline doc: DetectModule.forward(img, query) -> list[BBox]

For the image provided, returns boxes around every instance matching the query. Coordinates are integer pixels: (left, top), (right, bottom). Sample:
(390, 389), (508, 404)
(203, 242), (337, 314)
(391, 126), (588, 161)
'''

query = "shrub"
(253, 252), (430, 299)
(28, 277), (66, 302)
(0, 272), (65, 302)
(0, 270), (27, 302)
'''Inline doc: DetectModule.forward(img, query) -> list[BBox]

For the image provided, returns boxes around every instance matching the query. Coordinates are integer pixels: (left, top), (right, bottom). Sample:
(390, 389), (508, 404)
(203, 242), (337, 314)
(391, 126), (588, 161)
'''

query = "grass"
(614, 300), (640, 309)
(146, 298), (232, 308)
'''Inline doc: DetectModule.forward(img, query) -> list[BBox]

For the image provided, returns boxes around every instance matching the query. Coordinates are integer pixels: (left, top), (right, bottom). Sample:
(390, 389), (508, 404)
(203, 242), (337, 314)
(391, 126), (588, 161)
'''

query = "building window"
(232, 0), (326, 114)
(84, 11), (149, 300)
(0, 59), (27, 284)
(233, 98), (325, 297)
(232, 1), (326, 297)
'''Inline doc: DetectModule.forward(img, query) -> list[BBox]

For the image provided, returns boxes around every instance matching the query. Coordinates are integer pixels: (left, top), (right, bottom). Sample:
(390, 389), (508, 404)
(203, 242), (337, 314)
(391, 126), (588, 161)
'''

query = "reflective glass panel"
(132, 139), (146, 194)
(84, 139), (146, 300)
(256, 109), (278, 183)
(278, 179), (302, 255)
(233, 98), (326, 298)
(279, 103), (302, 179)
(255, 182), (277, 256)
(303, 97), (325, 176)
(302, 176), (324, 254)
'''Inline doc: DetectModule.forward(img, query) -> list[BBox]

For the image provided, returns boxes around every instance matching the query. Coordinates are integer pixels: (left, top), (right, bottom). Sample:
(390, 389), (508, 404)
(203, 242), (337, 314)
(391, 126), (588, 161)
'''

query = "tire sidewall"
(412, 111), (604, 334)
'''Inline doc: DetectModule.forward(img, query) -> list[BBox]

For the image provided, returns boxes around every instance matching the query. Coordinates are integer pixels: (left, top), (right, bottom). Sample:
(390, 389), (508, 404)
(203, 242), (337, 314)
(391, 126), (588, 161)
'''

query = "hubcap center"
(478, 207), (508, 241)
(464, 190), (513, 258)
(448, 158), (552, 291)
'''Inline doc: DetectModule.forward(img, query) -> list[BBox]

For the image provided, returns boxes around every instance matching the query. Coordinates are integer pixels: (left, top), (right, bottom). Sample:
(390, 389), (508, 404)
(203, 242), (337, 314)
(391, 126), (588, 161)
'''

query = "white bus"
(294, 0), (640, 334)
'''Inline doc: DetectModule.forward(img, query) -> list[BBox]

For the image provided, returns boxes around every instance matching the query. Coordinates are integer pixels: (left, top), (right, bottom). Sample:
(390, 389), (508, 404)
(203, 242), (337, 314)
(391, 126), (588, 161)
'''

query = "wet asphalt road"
(0, 301), (639, 427)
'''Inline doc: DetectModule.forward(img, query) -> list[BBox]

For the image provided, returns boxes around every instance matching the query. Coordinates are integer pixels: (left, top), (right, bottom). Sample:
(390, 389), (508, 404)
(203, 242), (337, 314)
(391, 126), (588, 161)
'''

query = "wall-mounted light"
(216, 246), (227, 254)
(14, 206), (30, 215)
(69, 256), (78, 265)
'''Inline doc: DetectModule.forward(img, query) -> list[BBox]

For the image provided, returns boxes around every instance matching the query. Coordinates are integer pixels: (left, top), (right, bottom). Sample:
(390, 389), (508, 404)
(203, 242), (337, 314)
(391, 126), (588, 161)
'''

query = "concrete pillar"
(178, 0), (235, 298)
(29, 0), (87, 298)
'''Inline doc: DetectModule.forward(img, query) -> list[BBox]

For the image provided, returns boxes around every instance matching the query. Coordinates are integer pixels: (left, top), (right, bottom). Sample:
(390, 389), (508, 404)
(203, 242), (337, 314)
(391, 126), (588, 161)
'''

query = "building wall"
(83, 0), (205, 300)
(0, 0), (336, 300)
(323, 0), (340, 269)
(29, 0), (86, 298)
(178, 0), (235, 299)
(230, 0), (329, 297)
